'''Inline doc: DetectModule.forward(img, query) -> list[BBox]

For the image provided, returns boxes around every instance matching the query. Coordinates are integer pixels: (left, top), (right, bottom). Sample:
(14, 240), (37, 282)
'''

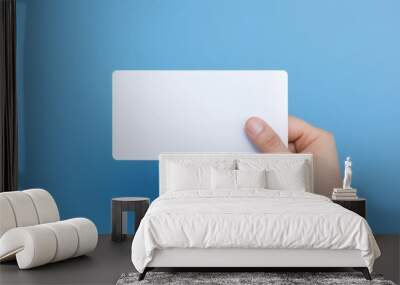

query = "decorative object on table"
(332, 198), (366, 218)
(112, 197), (150, 242)
(116, 271), (394, 285)
(0, 189), (98, 269)
(343, 156), (353, 189)
(332, 156), (358, 200)
(332, 188), (358, 200)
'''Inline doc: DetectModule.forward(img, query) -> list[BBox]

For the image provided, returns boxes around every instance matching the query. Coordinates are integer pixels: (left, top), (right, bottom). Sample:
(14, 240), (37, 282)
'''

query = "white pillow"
(167, 163), (211, 191)
(236, 169), (267, 189)
(266, 163), (307, 191)
(211, 169), (236, 190)
(237, 159), (309, 191)
(166, 159), (236, 192)
(211, 169), (267, 190)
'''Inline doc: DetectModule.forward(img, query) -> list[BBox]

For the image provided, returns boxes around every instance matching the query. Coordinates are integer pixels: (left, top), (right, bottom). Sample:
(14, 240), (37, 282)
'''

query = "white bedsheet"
(131, 190), (380, 273)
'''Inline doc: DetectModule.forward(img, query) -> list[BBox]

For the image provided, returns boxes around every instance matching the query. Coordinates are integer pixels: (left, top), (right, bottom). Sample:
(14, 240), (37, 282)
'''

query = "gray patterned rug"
(116, 272), (396, 285)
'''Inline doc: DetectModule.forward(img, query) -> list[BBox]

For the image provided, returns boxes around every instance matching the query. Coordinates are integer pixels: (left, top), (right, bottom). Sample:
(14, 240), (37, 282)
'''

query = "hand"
(244, 116), (340, 197)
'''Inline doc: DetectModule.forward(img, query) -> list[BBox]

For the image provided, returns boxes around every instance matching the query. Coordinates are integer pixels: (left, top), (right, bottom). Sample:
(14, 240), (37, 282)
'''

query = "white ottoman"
(0, 189), (98, 269)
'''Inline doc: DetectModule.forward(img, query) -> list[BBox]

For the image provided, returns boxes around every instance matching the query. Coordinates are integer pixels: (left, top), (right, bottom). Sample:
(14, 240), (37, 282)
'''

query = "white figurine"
(343, 157), (352, 189)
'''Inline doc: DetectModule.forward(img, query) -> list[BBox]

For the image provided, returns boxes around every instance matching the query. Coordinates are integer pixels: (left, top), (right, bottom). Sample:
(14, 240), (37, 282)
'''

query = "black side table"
(112, 197), (150, 242)
(332, 198), (366, 218)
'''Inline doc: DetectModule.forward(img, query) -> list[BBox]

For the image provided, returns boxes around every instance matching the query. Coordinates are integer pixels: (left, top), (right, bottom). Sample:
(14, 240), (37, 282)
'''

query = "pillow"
(211, 169), (236, 190)
(236, 169), (267, 189)
(237, 159), (309, 191)
(211, 169), (268, 190)
(166, 159), (236, 192)
(266, 163), (307, 191)
(167, 163), (211, 191)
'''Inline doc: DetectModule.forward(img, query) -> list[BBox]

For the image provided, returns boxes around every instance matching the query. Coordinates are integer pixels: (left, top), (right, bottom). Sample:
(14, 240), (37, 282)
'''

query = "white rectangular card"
(113, 70), (288, 160)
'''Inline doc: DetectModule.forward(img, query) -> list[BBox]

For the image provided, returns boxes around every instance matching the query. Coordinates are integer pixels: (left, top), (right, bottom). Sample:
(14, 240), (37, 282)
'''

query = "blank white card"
(113, 70), (288, 160)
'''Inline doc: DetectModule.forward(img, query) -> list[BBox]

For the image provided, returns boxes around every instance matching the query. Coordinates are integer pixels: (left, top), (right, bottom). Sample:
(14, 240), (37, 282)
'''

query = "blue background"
(16, 0), (400, 234)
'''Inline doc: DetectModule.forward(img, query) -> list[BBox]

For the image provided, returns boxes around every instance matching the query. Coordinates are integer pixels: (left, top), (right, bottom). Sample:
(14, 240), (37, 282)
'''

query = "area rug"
(116, 271), (396, 285)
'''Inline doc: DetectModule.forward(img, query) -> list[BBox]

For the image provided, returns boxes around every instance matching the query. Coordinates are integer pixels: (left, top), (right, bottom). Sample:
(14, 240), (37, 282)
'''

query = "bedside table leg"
(112, 202), (123, 241)
(122, 211), (127, 238)
(134, 202), (149, 234)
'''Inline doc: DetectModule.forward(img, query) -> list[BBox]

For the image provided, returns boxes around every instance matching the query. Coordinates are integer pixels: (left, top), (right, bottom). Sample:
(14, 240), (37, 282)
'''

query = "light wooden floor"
(0, 235), (399, 285)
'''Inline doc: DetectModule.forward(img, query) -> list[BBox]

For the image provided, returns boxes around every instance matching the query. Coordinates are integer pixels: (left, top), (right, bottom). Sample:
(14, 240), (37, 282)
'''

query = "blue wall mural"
(17, 0), (400, 234)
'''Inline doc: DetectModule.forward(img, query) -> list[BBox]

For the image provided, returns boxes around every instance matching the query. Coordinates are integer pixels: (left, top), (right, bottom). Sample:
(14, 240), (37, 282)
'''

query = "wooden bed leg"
(138, 268), (148, 281)
(354, 267), (372, 280)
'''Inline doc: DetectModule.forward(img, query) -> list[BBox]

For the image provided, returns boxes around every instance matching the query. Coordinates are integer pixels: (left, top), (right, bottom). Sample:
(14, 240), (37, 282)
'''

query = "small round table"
(111, 197), (150, 242)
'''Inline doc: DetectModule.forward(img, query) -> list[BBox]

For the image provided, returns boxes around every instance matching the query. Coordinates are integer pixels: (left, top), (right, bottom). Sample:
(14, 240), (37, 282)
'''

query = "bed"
(131, 153), (380, 280)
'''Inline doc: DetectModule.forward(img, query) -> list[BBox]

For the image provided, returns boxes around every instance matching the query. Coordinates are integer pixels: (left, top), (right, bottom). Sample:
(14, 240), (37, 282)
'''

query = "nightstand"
(111, 197), (150, 242)
(332, 198), (366, 218)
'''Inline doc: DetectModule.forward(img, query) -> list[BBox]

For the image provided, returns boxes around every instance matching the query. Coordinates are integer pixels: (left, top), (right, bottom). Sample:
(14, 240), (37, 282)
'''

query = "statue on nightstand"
(343, 157), (352, 190)
(332, 157), (357, 200)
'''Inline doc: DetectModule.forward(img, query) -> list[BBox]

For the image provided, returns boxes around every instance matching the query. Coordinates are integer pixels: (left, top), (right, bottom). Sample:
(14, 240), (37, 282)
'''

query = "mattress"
(131, 189), (380, 273)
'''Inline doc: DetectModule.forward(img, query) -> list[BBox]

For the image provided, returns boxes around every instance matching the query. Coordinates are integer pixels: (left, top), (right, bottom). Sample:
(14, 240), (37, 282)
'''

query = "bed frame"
(139, 153), (371, 280)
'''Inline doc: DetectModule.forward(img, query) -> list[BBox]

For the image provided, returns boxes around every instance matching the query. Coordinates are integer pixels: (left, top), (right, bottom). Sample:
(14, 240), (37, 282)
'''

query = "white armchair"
(0, 189), (98, 269)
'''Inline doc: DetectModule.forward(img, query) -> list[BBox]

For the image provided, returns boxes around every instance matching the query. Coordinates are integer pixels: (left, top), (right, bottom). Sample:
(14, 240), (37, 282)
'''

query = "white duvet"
(131, 190), (380, 273)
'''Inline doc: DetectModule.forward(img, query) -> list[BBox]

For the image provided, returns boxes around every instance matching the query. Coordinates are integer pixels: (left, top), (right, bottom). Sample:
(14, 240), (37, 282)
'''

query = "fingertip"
(245, 116), (264, 127)
(245, 117), (266, 138)
(245, 116), (289, 153)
